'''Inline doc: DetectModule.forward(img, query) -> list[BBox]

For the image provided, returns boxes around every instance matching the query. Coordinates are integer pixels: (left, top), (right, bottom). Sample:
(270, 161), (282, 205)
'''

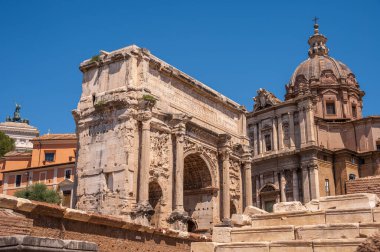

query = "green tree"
(14, 183), (61, 204)
(0, 132), (15, 157)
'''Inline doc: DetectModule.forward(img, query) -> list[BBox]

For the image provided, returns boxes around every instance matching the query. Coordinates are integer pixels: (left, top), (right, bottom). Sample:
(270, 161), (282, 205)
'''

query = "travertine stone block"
(305, 199), (319, 211)
(358, 223), (380, 237)
(251, 211), (325, 227)
(295, 223), (359, 240)
(191, 242), (270, 252)
(269, 241), (313, 252)
(326, 208), (373, 224)
(244, 206), (268, 216)
(273, 201), (307, 213)
(231, 214), (251, 226)
(0, 194), (18, 210)
(312, 238), (365, 252)
(231, 225), (295, 242)
(212, 227), (232, 243)
(372, 208), (380, 222)
(319, 193), (379, 210)
(16, 198), (36, 212)
(191, 242), (217, 252)
(216, 242), (270, 252)
(64, 208), (91, 222)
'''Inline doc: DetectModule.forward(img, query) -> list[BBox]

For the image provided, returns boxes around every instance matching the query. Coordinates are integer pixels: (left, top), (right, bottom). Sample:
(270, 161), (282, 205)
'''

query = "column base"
(215, 218), (233, 227)
(130, 200), (154, 226)
(167, 209), (190, 231)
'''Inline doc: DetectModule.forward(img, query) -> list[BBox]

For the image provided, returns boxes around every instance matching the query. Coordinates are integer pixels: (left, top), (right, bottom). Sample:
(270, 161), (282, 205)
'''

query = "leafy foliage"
(0, 132), (15, 157)
(14, 183), (61, 204)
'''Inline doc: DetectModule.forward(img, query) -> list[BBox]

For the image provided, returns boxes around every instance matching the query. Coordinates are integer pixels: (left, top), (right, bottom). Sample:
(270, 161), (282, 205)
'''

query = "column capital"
(219, 147), (232, 161)
(136, 111), (152, 122)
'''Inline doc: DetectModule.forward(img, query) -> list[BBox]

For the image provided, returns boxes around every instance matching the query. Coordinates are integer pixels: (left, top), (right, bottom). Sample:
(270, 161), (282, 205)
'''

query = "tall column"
(3, 174), (8, 195)
(272, 117), (278, 151)
(288, 112), (295, 148)
(258, 122), (262, 154)
(280, 171), (286, 202)
(274, 172), (279, 188)
(292, 169), (300, 201)
(255, 176), (261, 208)
(253, 124), (258, 156)
(221, 148), (231, 219)
(260, 174), (264, 189)
(309, 164), (320, 200)
(302, 166), (311, 203)
(278, 115), (283, 150)
(138, 118), (151, 204)
(299, 109), (307, 146)
(174, 124), (186, 211)
(53, 167), (58, 189)
(243, 154), (253, 208)
(305, 106), (316, 144)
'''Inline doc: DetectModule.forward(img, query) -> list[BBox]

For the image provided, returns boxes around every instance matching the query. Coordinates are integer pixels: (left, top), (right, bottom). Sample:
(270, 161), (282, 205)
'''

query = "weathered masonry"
(73, 46), (251, 232)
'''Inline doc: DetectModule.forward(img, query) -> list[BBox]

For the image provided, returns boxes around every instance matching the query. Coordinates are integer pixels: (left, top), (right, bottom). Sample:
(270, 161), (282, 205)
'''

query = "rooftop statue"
(5, 104), (29, 124)
(253, 88), (282, 111)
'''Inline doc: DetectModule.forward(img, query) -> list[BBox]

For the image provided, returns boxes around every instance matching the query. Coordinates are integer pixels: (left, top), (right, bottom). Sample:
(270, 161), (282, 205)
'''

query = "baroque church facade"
(73, 23), (380, 231)
(248, 23), (380, 212)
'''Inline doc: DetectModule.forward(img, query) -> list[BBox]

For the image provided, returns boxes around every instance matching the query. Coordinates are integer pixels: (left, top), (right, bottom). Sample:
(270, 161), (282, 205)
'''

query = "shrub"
(14, 183), (61, 204)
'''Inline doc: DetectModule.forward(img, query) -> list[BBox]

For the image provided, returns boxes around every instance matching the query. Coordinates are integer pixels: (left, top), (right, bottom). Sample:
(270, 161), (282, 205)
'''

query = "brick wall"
(0, 195), (209, 252)
(346, 176), (380, 198)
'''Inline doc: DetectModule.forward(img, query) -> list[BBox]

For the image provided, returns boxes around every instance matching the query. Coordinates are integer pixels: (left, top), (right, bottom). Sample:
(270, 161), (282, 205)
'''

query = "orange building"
(0, 134), (77, 208)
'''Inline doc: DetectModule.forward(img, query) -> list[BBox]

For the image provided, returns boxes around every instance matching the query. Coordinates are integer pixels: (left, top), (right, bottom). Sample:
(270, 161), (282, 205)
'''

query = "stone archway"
(149, 180), (163, 227)
(259, 184), (280, 213)
(184, 153), (214, 232)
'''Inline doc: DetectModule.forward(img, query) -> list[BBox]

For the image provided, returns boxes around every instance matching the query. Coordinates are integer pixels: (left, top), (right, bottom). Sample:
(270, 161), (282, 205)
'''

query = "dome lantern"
(307, 18), (329, 57)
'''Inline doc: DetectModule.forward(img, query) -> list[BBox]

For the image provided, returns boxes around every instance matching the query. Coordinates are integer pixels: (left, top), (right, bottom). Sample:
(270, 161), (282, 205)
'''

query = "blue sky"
(1, 0), (379, 134)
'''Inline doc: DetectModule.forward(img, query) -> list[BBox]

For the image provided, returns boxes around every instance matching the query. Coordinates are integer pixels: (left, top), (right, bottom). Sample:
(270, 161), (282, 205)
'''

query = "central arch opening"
(183, 154), (213, 233)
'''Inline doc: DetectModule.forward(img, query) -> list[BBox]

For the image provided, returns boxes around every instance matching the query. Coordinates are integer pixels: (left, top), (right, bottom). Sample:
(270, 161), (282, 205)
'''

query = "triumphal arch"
(73, 45), (251, 231)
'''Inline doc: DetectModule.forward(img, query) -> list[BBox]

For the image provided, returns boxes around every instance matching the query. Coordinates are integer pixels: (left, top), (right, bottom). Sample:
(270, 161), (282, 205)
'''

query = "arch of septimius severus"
(73, 45), (252, 231)
(73, 23), (380, 232)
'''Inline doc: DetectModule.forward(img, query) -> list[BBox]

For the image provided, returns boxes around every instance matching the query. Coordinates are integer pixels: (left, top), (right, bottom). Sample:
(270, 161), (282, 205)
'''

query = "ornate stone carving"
(253, 88), (282, 111)
(150, 129), (170, 179)
(320, 70), (337, 84)
(229, 160), (241, 199)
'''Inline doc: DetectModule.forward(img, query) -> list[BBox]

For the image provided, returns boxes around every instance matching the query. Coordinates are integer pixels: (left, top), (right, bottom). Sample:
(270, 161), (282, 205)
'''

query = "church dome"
(285, 22), (360, 100)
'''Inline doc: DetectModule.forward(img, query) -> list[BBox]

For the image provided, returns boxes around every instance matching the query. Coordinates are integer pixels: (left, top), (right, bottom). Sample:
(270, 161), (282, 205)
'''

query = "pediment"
(321, 89), (339, 95)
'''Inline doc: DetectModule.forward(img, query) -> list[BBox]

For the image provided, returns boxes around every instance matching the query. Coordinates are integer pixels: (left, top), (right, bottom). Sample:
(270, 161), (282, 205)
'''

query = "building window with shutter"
(352, 105), (357, 118)
(15, 175), (22, 187)
(264, 134), (272, 151)
(326, 102), (336, 115)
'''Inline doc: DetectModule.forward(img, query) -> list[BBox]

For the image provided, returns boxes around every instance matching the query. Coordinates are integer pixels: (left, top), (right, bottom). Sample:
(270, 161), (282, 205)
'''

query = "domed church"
(247, 22), (380, 212)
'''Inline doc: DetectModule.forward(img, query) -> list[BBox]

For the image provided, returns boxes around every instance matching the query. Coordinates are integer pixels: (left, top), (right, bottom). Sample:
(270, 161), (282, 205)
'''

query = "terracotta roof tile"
(32, 133), (77, 141)
(4, 151), (32, 157)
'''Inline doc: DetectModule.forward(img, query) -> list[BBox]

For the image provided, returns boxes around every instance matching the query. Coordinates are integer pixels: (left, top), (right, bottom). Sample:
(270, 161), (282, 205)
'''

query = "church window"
(352, 105), (357, 118)
(324, 179), (330, 196)
(264, 134), (272, 151)
(45, 152), (55, 162)
(326, 102), (336, 115)
(15, 175), (22, 187)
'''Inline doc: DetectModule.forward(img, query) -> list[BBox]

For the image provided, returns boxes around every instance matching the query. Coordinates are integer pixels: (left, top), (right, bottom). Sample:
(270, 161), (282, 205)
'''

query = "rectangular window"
(65, 169), (71, 179)
(15, 175), (22, 187)
(352, 105), (357, 118)
(326, 102), (336, 115)
(45, 152), (55, 162)
(325, 179), (330, 196)
(264, 134), (272, 151)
